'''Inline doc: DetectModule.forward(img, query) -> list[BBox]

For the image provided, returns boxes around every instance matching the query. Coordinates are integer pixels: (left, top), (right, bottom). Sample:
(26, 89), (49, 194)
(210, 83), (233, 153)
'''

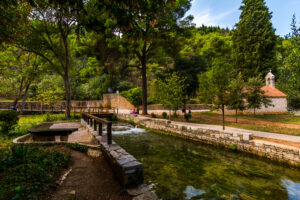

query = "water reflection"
(112, 124), (300, 200)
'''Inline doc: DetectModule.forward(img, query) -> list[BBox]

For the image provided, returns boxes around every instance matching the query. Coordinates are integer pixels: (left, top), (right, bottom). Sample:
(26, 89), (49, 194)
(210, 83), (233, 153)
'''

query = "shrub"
(0, 145), (70, 199)
(128, 120), (135, 125)
(111, 115), (118, 121)
(66, 143), (88, 153)
(45, 112), (57, 122)
(229, 144), (237, 151)
(172, 112), (178, 118)
(120, 87), (142, 108)
(0, 110), (19, 134)
(151, 113), (156, 118)
(184, 113), (191, 122)
(162, 112), (168, 119)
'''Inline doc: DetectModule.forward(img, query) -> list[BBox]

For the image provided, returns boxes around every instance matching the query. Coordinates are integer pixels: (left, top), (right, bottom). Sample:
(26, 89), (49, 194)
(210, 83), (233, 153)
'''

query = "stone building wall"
(216, 97), (288, 115)
(117, 114), (300, 167)
(102, 94), (135, 109)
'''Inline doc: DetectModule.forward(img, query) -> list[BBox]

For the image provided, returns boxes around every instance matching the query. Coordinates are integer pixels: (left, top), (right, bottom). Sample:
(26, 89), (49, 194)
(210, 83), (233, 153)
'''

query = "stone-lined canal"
(113, 125), (300, 200)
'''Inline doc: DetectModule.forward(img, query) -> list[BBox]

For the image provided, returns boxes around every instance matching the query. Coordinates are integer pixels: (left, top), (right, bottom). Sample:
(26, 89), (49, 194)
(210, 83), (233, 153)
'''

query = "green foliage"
(18, 114), (80, 125)
(151, 72), (187, 114)
(121, 87), (142, 108)
(245, 77), (272, 114)
(228, 73), (246, 122)
(30, 75), (64, 105)
(0, 46), (44, 105)
(198, 59), (232, 109)
(0, 110), (19, 134)
(151, 113), (157, 118)
(0, 145), (70, 200)
(162, 112), (168, 119)
(173, 55), (207, 97)
(128, 120), (135, 126)
(229, 144), (237, 151)
(65, 143), (88, 153)
(184, 113), (191, 122)
(198, 59), (232, 129)
(277, 15), (300, 109)
(111, 115), (118, 121)
(232, 0), (277, 78)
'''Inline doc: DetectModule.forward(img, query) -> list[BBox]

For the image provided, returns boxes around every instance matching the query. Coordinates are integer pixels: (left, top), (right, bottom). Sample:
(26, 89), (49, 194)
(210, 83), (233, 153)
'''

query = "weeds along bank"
(117, 113), (300, 168)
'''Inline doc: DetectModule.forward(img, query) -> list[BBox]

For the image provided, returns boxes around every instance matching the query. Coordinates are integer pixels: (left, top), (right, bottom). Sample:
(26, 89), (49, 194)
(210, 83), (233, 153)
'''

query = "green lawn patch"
(0, 145), (70, 200)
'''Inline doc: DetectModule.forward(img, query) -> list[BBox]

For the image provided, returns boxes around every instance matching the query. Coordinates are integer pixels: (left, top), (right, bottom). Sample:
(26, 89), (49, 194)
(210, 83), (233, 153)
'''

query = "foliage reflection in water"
(112, 125), (300, 200)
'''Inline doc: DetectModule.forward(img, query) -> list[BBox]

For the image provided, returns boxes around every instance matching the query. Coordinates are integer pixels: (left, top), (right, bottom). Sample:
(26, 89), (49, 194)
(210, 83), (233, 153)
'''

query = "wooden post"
(94, 120), (97, 131)
(98, 123), (102, 136)
(107, 122), (112, 144)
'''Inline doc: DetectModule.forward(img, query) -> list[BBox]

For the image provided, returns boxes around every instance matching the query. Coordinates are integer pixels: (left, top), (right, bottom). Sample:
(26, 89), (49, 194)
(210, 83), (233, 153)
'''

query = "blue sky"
(186, 0), (300, 36)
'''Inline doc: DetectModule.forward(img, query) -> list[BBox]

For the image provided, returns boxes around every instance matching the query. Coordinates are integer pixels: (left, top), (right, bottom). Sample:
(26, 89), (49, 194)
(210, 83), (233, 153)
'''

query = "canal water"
(112, 124), (300, 200)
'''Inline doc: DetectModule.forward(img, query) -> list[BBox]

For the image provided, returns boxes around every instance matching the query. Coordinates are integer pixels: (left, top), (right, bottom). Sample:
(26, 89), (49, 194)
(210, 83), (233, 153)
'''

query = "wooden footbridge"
(0, 106), (116, 115)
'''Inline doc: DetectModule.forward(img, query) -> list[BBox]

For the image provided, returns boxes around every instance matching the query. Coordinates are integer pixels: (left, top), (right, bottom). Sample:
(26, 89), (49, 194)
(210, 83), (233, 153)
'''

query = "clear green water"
(113, 129), (300, 200)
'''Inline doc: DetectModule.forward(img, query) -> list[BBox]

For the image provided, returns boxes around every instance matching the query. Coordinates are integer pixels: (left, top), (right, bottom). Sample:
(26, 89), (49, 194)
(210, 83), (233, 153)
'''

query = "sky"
(186, 0), (300, 36)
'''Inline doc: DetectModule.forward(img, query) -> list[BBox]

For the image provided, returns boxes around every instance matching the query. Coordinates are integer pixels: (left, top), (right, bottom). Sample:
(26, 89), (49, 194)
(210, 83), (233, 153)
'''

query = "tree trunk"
(13, 98), (20, 107)
(63, 74), (71, 118)
(141, 55), (147, 115)
(235, 108), (238, 123)
(222, 104), (225, 130)
(20, 83), (31, 113)
(169, 109), (171, 121)
(254, 108), (256, 115)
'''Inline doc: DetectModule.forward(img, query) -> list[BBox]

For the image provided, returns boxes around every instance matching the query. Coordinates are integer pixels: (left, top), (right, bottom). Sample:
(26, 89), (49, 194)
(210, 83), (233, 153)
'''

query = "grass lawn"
(154, 111), (300, 136)
(0, 113), (81, 147)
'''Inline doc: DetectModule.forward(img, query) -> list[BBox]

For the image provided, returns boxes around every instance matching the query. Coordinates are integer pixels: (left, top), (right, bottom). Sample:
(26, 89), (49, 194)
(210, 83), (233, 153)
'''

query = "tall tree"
(18, 1), (83, 117)
(245, 76), (272, 115)
(228, 72), (246, 123)
(151, 72), (187, 120)
(277, 14), (300, 109)
(232, 0), (276, 78)
(0, 46), (43, 110)
(198, 59), (232, 130)
(111, 0), (192, 114)
(0, 0), (31, 44)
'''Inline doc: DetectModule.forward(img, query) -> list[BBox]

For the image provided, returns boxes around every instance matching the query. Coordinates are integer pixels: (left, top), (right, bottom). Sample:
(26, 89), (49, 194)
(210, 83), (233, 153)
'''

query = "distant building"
(221, 71), (288, 115)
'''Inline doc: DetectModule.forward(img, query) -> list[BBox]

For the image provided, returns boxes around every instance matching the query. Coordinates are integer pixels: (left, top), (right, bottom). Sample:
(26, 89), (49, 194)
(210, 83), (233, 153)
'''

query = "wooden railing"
(82, 112), (112, 144)
(71, 107), (115, 114)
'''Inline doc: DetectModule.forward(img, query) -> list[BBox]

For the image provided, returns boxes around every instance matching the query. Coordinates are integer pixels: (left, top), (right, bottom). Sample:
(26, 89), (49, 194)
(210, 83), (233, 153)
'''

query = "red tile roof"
(261, 86), (287, 98)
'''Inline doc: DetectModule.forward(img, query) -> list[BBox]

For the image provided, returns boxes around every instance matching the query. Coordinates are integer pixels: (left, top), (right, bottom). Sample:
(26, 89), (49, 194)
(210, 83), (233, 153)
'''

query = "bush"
(0, 145), (70, 199)
(184, 113), (191, 122)
(0, 110), (19, 134)
(66, 143), (88, 153)
(45, 112), (57, 122)
(162, 112), (168, 119)
(111, 115), (118, 121)
(172, 112), (178, 118)
(120, 87), (142, 108)
(229, 144), (237, 151)
(151, 113), (156, 118)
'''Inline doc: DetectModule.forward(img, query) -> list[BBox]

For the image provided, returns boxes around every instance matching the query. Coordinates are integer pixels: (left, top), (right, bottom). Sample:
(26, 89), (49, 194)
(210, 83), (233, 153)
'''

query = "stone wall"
(81, 119), (143, 188)
(216, 97), (288, 115)
(102, 94), (135, 109)
(117, 114), (300, 167)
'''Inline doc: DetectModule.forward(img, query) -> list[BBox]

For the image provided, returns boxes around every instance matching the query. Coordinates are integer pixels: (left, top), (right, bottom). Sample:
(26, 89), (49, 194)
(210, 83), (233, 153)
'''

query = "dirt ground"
(253, 137), (300, 148)
(44, 146), (132, 200)
(183, 113), (300, 129)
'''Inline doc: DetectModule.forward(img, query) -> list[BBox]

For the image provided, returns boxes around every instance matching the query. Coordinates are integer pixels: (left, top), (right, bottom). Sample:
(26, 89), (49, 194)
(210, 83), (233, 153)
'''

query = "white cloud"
(192, 7), (237, 28)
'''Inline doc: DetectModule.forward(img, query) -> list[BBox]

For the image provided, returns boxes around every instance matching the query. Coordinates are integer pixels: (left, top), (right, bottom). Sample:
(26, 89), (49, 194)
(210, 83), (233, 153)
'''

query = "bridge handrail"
(81, 112), (113, 144)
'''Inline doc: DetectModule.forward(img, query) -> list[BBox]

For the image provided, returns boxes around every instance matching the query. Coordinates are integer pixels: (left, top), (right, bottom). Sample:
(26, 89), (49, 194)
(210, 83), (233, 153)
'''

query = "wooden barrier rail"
(71, 107), (115, 114)
(82, 112), (113, 144)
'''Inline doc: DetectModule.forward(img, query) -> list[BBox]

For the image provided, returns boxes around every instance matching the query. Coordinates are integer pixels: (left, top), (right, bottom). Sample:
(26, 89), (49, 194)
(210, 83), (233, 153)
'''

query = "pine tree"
(232, 0), (276, 78)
